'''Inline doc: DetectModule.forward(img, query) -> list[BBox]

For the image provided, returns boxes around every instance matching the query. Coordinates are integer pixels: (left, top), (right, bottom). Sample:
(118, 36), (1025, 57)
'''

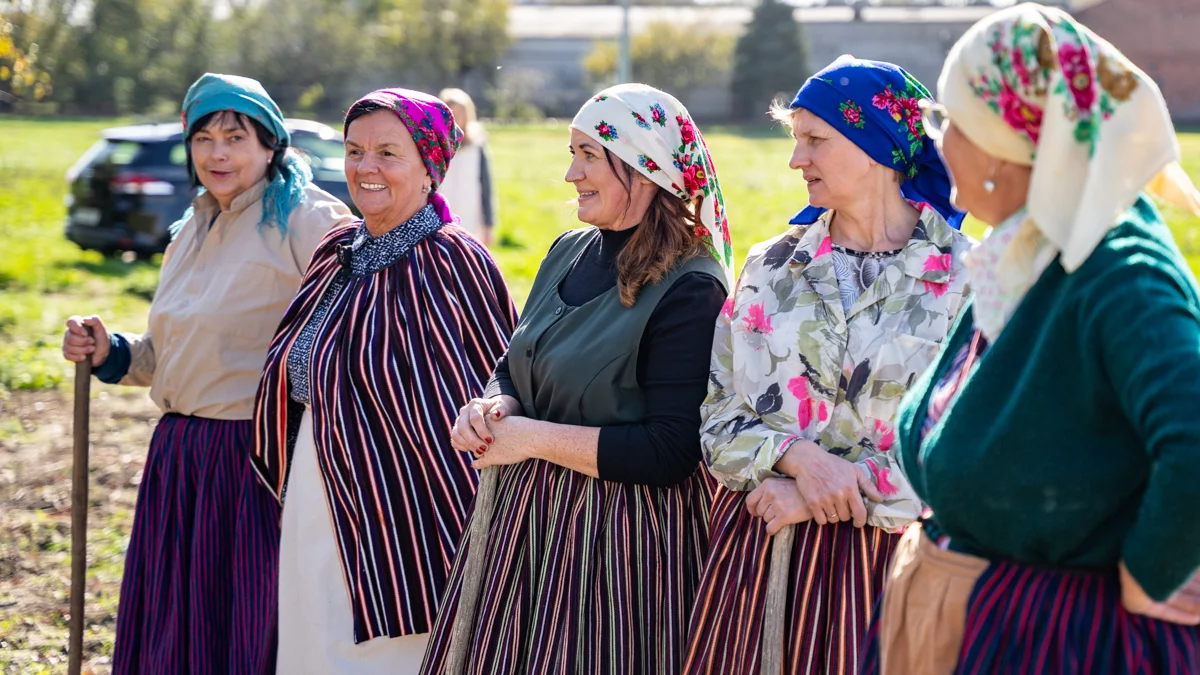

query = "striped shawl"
(251, 222), (517, 641)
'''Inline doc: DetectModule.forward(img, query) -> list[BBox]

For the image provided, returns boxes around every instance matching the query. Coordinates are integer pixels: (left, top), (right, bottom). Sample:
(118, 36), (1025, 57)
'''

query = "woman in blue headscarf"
(682, 56), (972, 675)
(60, 73), (354, 673)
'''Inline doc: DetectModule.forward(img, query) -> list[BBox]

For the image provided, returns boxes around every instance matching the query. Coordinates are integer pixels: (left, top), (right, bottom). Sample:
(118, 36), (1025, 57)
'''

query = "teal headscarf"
(178, 73), (311, 236)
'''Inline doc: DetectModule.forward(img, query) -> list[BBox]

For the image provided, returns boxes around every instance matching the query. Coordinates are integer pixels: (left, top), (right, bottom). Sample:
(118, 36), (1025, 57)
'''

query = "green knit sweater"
(897, 196), (1200, 601)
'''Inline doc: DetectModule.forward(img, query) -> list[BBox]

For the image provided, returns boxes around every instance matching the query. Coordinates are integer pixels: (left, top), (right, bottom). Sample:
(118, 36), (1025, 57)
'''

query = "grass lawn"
(3, 118), (1200, 392)
(4, 117), (1198, 393)
(0, 116), (1198, 672)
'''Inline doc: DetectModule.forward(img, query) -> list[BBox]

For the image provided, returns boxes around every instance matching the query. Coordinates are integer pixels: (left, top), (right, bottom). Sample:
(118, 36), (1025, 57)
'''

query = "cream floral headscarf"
(571, 83), (735, 282)
(939, 2), (1200, 340)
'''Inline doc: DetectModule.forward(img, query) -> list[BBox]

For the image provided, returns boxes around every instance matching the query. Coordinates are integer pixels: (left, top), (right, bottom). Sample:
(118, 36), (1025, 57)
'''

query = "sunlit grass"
(1, 115), (1198, 392)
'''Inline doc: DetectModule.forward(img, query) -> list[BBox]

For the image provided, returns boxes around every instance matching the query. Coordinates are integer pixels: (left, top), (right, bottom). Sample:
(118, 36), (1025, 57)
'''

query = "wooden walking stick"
(761, 524), (796, 675)
(68, 327), (93, 675)
(445, 466), (499, 674)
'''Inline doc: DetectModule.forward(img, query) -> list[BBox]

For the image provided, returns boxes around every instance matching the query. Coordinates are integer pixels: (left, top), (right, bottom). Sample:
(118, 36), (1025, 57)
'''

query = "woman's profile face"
(938, 121), (1007, 226)
(449, 103), (468, 129)
(787, 109), (876, 212)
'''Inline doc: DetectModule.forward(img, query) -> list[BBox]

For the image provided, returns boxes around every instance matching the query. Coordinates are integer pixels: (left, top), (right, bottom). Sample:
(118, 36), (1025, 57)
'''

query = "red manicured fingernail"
(485, 437), (493, 444)
(479, 446), (487, 453)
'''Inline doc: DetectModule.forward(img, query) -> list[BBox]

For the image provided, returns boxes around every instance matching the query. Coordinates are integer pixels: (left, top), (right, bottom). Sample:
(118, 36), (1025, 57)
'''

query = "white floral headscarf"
(940, 3), (1200, 340)
(571, 84), (735, 282)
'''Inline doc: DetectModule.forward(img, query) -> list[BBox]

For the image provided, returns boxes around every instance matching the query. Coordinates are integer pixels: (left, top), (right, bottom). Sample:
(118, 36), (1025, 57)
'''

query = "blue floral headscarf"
(788, 55), (964, 229)
(178, 73), (311, 236)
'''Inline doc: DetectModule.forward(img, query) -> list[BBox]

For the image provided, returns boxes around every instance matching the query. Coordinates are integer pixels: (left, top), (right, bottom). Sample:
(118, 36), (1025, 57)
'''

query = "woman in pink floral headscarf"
(862, 4), (1200, 673)
(249, 88), (517, 674)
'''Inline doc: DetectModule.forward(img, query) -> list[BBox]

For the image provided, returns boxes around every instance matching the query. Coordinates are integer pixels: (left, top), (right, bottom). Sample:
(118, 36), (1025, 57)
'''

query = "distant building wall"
(498, 6), (994, 120)
(1075, 0), (1200, 123)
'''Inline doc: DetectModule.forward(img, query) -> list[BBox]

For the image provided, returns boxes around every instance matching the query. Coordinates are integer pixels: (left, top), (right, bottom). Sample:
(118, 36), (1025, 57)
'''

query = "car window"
(291, 132), (346, 173)
(168, 143), (188, 166)
(291, 134), (345, 161)
(104, 141), (142, 166)
(66, 140), (109, 182)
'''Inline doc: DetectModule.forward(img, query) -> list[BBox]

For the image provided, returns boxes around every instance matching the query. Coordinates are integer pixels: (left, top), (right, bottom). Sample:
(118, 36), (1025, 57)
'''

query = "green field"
(1, 117), (1199, 392)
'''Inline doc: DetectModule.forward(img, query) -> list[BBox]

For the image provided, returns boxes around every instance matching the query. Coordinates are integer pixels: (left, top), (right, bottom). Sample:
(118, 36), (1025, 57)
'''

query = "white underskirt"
(276, 408), (429, 674)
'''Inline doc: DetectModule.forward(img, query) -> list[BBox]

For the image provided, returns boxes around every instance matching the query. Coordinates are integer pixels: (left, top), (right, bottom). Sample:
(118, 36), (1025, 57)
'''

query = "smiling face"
(787, 108), (878, 212)
(344, 109), (431, 231)
(188, 111), (274, 209)
(563, 127), (656, 231)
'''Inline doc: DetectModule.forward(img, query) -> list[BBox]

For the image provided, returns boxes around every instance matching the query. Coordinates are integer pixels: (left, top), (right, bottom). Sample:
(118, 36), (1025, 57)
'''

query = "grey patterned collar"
(338, 204), (444, 277)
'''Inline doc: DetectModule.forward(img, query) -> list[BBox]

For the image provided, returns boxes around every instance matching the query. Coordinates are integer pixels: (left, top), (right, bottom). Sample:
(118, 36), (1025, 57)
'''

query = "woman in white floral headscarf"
(862, 4), (1200, 674)
(420, 84), (733, 674)
(683, 56), (973, 675)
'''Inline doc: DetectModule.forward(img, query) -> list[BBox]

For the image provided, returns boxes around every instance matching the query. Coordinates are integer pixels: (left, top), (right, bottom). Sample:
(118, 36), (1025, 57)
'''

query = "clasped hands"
(746, 439), (884, 535)
(450, 395), (534, 470)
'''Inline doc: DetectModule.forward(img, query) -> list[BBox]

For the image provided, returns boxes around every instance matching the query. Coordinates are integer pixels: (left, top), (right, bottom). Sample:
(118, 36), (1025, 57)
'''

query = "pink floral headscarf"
(346, 88), (465, 224)
(940, 2), (1200, 339)
(571, 84), (735, 282)
(940, 2), (1199, 272)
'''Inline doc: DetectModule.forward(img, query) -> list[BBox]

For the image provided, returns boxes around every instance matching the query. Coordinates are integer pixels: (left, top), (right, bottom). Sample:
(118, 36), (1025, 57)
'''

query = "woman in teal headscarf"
(60, 73), (355, 673)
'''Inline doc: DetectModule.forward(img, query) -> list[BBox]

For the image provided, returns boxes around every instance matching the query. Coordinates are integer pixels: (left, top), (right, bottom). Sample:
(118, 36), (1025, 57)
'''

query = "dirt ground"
(0, 386), (158, 675)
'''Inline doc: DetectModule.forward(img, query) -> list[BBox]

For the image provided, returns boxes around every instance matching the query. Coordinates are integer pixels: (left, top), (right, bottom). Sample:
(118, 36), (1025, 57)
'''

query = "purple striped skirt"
(683, 486), (900, 675)
(860, 557), (1200, 674)
(112, 414), (280, 675)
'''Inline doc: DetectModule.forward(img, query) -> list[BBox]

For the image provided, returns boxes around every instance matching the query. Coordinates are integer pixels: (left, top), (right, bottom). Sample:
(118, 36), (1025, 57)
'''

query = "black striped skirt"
(861, 556), (1200, 674)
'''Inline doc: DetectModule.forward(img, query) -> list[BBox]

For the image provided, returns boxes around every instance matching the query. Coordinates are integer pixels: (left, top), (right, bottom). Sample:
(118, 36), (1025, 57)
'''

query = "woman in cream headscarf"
(862, 4), (1200, 673)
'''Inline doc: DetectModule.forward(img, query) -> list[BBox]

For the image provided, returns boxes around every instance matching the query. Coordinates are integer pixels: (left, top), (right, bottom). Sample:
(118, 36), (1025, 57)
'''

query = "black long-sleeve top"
(486, 226), (727, 487)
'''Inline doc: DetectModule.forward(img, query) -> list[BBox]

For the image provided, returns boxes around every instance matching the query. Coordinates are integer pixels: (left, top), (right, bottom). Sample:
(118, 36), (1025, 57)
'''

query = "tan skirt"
(876, 524), (988, 675)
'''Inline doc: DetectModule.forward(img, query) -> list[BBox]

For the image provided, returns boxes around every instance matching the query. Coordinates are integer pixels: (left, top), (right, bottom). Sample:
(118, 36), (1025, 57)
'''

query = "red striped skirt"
(683, 486), (900, 675)
(861, 555), (1200, 674)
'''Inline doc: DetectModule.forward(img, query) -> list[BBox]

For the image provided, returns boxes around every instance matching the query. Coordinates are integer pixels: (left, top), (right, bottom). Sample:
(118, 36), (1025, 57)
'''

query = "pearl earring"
(983, 179), (996, 194)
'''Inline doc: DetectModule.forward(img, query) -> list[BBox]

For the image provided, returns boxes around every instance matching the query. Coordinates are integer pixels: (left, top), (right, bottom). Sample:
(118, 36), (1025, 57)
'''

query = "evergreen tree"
(730, 0), (809, 122)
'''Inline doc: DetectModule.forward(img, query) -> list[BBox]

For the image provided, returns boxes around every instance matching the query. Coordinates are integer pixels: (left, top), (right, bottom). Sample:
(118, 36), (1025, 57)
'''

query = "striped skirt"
(861, 558), (1200, 674)
(682, 486), (900, 675)
(113, 414), (279, 675)
(420, 460), (714, 675)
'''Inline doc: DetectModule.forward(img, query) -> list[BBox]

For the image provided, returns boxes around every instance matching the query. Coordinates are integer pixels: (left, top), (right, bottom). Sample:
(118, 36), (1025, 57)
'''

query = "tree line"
(0, 0), (511, 118)
(1, 0), (807, 122)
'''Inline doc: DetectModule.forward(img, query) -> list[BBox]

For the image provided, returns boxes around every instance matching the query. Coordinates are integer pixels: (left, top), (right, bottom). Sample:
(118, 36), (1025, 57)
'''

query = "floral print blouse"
(700, 205), (974, 531)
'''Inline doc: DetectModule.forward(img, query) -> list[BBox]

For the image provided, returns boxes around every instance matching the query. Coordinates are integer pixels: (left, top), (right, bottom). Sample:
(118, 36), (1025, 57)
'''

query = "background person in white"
(439, 87), (498, 246)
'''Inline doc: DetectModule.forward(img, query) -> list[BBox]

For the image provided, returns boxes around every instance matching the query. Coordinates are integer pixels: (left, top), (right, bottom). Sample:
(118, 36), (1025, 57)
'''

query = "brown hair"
(604, 150), (706, 307)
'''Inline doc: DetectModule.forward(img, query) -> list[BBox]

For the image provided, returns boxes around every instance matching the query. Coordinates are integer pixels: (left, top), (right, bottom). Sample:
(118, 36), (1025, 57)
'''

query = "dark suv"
(64, 118), (356, 256)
